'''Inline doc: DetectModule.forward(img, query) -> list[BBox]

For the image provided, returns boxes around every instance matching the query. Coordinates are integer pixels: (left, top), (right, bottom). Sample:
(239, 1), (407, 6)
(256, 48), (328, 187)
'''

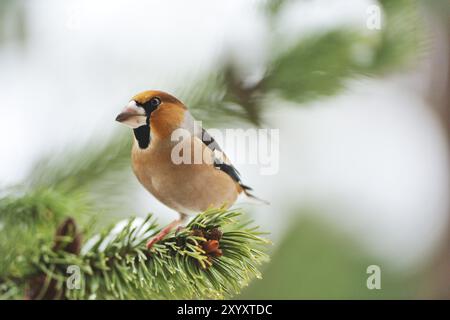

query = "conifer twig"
(1, 207), (269, 300)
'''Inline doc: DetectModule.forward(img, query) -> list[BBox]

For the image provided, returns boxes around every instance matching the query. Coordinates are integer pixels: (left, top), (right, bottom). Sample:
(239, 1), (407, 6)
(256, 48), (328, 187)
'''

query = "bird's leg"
(146, 214), (188, 249)
(175, 226), (185, 236)
(146, 219), (181, 249)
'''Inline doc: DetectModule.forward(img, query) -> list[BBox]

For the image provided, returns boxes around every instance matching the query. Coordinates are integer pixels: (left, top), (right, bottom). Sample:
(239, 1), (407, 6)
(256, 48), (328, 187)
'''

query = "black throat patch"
(133, 101), (158, 149)
(133, 124), (150, 149)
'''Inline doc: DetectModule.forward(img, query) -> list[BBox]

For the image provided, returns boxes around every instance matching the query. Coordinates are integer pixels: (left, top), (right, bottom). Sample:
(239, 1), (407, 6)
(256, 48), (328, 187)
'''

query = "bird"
(115, 90), (265, 248)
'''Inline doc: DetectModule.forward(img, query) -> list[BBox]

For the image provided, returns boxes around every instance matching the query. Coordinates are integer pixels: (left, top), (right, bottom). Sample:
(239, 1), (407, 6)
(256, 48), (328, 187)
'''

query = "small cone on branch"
(53, 217), (82, 254)
(26, 217), (82, 300)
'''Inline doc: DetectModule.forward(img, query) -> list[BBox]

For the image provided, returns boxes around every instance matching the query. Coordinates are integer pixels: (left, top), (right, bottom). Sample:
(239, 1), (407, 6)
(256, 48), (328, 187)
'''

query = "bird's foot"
(146, 227), (173, 249)
(146, 234), (164, 249)
(146, 218), (184, 249)
(175, 226), (185, 236)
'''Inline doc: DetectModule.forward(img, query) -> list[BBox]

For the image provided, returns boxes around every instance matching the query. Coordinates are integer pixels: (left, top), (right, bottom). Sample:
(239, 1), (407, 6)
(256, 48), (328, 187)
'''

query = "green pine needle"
(1, 207), (269, 300)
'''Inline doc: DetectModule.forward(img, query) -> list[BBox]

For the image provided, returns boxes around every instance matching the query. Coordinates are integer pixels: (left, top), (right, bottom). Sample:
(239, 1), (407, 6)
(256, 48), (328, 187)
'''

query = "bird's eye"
(150, 97), (161, 108)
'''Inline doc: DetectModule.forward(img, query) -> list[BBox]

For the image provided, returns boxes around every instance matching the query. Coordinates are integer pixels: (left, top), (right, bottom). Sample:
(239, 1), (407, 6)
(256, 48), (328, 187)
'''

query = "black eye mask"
(142, 97), (161, 114)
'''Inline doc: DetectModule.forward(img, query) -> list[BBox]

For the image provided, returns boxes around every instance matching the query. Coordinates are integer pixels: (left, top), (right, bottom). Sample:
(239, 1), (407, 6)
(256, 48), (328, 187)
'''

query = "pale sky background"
(0, 0), (448, 270)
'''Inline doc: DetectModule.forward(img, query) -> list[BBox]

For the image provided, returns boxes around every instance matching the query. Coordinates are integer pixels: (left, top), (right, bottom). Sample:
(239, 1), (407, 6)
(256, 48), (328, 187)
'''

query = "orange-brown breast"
(131, 135), (240, 215)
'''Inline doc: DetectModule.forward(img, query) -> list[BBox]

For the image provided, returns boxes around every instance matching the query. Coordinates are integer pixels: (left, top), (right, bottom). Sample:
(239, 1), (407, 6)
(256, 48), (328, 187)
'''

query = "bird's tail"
(240, 184), (270, 205)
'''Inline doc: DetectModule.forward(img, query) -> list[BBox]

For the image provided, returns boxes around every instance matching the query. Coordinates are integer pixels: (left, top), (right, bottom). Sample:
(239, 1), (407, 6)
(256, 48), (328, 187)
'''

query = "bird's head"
(116, 90), (187, 148)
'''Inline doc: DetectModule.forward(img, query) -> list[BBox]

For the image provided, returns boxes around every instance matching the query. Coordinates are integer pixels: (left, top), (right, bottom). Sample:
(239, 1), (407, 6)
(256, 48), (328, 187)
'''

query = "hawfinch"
(116, 90), (264, 248)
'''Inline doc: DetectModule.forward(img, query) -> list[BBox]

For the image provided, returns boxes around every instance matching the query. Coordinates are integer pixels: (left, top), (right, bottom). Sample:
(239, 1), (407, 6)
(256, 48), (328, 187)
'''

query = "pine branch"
(0, 189), (94, 280)
(1, 207), (269, 300)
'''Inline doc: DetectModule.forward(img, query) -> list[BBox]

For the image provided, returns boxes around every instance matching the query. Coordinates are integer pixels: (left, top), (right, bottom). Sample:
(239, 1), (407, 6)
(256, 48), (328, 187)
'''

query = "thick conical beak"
(115, 101), (147, 128)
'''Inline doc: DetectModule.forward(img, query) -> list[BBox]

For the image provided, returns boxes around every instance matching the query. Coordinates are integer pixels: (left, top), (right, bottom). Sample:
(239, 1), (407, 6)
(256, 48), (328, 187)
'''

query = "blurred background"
(0, 0), (449, 298)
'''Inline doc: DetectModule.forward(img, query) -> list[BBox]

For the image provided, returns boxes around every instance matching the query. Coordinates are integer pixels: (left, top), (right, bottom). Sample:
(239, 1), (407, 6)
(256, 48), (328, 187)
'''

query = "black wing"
(201, 128), (252, 191)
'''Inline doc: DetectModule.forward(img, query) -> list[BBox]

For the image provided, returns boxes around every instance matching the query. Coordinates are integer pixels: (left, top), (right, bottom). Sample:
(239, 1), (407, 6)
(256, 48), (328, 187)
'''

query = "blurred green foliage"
(186, 0), (422, 126)
(0, 189), (94, 282)
(28, 135), (131, 193)
(0, 0), (27, 45)
(240, 214), (422, 299)
(266, 31), (366, 103)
